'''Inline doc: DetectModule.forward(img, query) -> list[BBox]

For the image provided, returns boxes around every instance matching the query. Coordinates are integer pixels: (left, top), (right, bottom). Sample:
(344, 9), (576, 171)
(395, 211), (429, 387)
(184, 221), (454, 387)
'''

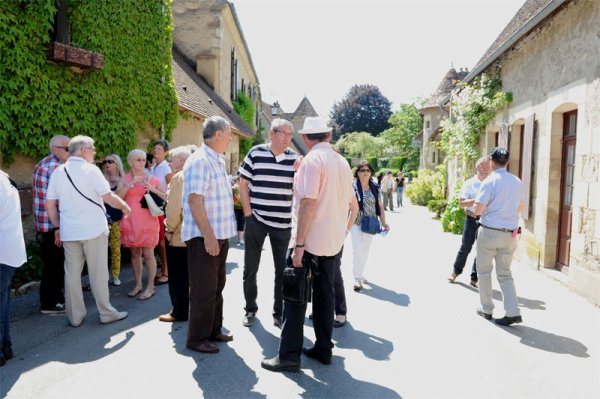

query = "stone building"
(418, 68), (469, 171)
(171, 0), (260, 171)
(459, 0), (600, 304)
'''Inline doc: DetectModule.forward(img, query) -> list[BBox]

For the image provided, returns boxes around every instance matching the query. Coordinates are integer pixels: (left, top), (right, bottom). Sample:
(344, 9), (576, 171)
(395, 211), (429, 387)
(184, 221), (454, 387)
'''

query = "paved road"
(2, 201), (599, 398)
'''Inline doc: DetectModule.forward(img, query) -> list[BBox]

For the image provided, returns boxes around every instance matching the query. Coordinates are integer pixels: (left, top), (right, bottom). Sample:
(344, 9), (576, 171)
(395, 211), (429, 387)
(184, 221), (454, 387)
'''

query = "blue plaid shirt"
(181, 144), (236, 241)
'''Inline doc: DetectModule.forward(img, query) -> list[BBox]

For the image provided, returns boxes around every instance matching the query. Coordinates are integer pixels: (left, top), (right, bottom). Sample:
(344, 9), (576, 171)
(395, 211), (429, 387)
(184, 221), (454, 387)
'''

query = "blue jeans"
(396, 187), (404, 207)
(452, 215), (478, 281)
(1, 264), (16, 349)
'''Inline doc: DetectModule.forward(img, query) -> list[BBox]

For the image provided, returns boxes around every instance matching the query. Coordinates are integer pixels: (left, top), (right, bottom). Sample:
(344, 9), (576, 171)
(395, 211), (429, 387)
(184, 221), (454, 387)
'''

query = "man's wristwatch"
(52, 227), (60, 232)
(295, 244), (305, 248)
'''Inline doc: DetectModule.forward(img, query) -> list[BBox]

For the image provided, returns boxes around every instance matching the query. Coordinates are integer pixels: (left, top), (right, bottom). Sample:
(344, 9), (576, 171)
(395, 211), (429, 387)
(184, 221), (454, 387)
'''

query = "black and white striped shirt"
(238, 144), (298, 229)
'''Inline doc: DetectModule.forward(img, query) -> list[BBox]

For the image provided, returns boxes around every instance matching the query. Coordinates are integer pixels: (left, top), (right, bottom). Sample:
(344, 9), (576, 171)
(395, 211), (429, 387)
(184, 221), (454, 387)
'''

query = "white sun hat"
(298, 117), (333, 134)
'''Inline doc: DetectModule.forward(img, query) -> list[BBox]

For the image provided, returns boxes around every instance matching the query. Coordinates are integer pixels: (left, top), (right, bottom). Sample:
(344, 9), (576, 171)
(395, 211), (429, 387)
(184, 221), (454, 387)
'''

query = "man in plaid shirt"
(181, 116), (236, 354)
(32, 135), (70, 314)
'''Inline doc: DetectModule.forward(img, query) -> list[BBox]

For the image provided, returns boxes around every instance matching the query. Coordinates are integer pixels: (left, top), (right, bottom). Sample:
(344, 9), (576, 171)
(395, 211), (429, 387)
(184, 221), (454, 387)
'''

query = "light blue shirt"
(476, 168), (523, 229)
(460, 175), (483, 213)
(181, 144), (236, 241)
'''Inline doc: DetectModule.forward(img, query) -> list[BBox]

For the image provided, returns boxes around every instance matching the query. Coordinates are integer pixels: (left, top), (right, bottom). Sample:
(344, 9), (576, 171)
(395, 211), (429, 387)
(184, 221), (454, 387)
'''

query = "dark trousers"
(166, 241), (189, 321)
(1, 264), (16, 348)
(452, 215), (479, 281)
(38, 231), (65, 309)
(278, 249), (341, 363)
(333, 246), (346, 316)
(186, 237), (229, 346)
(243, 216), (291, 317)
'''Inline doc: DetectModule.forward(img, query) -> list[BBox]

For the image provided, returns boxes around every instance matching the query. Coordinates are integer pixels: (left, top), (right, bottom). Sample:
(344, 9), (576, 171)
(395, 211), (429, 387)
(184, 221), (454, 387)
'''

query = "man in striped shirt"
(238, 119), (299, 328)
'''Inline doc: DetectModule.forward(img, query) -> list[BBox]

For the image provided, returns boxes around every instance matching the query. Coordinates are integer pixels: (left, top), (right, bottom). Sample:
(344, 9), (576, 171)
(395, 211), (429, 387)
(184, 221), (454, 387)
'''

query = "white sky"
(233, 0), (525, 117)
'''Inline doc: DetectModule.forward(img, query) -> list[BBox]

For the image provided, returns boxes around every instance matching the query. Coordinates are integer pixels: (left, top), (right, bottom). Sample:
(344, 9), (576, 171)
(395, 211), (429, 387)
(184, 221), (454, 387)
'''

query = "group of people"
(448, 147), (525, 326)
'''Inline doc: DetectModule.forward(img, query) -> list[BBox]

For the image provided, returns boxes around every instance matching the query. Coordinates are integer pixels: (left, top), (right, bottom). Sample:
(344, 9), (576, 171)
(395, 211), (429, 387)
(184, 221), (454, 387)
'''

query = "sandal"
(138, 289), (155, 301)
(128, 287), (143, 297)
(155, 275), (169, 285)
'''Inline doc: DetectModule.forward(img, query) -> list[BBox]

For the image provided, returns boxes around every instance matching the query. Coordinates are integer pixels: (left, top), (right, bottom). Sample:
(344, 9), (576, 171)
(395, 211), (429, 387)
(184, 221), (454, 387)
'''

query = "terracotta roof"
(172, 47), (254, 137)
(422, 68), (467, 109)
(467, 0), (568, 82)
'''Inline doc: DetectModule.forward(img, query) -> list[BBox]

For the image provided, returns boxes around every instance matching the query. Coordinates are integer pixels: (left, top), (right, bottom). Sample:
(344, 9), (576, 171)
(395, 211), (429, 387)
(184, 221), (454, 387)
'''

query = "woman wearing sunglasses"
(351, 160), (390, 291)
(102, 154), (126, 286)
(118, 149), (165, 300)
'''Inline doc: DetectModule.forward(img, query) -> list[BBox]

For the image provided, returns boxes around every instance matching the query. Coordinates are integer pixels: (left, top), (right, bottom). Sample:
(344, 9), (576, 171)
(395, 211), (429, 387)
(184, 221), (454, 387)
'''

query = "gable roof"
(422, 68), (468, 109)
(172, 47), (254, 138)
(291, 96), (319, 121)
(465, 0), (568, 83)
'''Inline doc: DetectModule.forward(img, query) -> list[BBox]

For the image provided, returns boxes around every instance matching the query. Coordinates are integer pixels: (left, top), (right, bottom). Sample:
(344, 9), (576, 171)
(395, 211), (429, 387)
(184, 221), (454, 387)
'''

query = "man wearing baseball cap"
(474, 147), (525, 326)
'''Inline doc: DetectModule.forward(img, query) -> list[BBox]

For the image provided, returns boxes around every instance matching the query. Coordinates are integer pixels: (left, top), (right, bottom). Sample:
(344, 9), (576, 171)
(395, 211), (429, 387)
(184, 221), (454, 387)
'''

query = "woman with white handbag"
(117, 149), (166, 300)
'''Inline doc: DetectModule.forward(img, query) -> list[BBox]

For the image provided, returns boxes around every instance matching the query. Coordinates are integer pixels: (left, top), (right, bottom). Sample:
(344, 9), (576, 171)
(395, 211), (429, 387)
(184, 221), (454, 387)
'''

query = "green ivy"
(439, 74), (512, 165)
(0, 0), (178, 164)
(233, 90), (256, 159)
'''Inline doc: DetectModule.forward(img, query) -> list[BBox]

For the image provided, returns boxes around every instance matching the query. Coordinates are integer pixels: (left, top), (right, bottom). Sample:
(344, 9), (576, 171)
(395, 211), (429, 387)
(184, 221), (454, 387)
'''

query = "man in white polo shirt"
(46, 135), (131, 327)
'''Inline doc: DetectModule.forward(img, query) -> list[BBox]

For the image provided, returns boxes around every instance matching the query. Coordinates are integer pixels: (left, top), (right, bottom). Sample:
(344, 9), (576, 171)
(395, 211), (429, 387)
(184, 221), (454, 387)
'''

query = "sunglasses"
(358, 168), (371, 173)
(102, 159), (115, 165)
(54, 146), (69, 152)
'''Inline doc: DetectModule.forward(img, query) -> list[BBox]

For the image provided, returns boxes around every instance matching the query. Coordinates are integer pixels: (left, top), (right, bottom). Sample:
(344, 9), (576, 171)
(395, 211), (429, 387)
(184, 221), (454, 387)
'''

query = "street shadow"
(455, 283), (546, 310)
(248, 319), (281, 357)
(359, 283), (410, 307)
(334, 322), (394, 361)
(226, 261), (239, 275)
(497, 324), (590, 358)
(284, 357), (402, 398)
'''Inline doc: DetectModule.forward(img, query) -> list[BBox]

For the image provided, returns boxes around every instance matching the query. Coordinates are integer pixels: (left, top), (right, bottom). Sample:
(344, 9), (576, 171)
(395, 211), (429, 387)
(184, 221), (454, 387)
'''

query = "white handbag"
(144, 192), (164, 217)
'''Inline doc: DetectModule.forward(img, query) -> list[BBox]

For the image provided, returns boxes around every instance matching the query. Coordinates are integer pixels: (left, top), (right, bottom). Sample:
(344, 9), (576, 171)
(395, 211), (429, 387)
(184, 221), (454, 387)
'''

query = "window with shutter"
(521, 114), (535, 220)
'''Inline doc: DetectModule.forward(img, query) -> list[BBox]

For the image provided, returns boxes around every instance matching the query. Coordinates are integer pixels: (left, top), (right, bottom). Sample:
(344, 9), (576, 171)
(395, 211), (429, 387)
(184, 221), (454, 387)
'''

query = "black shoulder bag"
(64, 168), (113, 225)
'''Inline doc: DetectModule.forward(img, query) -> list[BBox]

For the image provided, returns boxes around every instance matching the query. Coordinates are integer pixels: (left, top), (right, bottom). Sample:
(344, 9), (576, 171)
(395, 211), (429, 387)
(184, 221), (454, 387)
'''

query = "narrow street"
(2, 201), (599, 399)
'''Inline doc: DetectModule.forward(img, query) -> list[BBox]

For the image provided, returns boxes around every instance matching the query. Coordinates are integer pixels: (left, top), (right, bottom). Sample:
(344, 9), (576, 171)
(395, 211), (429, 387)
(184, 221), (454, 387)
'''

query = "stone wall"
(481, 0), (600, 304)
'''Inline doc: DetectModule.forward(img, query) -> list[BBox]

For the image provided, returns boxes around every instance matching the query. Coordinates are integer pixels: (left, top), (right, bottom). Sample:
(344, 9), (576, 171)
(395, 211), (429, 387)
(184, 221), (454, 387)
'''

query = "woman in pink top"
(118, 149), (165, 300)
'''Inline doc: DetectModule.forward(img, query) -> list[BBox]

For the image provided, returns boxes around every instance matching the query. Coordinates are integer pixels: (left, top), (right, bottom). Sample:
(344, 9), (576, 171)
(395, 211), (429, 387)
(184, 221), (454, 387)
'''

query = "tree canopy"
(330, 84), (392, 139)
(380, 103), (423, 171)
(335, 132), (386, 158)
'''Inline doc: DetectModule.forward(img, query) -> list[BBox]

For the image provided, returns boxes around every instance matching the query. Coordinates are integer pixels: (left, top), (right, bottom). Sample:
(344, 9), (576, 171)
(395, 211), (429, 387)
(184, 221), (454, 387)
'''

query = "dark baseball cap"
(490, 147), (509, 163)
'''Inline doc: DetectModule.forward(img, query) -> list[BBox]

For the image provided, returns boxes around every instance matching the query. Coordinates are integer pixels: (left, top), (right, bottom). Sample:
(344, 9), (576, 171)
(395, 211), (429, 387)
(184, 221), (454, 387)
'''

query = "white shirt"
(0, 171), (26, 267)
(151, 160), (171, 192)
(460, 175), (484, 213)
(46, 157), (111, 241)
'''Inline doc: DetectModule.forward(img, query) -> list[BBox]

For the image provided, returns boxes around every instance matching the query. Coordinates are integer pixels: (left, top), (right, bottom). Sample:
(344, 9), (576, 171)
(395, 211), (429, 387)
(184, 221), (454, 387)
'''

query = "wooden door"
(557, 110), (577, 271)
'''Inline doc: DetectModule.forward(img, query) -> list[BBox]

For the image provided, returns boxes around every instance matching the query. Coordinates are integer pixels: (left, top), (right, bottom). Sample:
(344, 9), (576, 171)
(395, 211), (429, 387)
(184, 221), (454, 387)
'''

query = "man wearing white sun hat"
(261, 116), (356, 372)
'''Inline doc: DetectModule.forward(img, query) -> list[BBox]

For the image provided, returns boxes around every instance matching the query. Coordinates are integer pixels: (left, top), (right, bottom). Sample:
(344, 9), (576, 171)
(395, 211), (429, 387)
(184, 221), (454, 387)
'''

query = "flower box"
(46, 42), (104, 71)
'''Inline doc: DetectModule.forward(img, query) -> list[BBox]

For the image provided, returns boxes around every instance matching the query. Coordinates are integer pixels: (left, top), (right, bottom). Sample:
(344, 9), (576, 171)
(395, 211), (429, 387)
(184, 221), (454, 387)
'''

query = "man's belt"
(466, 210), (478, 219)
(480, 224), (516, 233)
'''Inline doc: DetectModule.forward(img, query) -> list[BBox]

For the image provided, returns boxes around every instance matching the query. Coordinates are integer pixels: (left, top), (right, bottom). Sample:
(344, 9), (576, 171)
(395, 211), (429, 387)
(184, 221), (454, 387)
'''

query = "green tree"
(330, 84), (392, 140)
(380, 103), (423, 172)
(335, 132), (386, 159)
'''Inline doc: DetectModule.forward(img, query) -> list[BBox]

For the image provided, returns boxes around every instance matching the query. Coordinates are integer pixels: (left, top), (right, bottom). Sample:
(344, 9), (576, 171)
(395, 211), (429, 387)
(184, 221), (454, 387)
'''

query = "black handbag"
(282, 255), (315, 305)
(64, 168), (113, 225)
(140, 190), (165, 209)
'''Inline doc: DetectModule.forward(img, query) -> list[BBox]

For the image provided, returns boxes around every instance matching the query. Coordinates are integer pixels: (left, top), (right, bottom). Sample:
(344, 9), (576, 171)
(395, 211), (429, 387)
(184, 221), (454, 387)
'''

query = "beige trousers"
(63, 234), (118, 326)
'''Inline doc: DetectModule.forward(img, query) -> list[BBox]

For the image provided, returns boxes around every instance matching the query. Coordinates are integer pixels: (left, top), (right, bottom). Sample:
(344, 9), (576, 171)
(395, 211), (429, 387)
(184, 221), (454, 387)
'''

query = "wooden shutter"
(498, 123), (509, 147)
(521, 114), (535, 220)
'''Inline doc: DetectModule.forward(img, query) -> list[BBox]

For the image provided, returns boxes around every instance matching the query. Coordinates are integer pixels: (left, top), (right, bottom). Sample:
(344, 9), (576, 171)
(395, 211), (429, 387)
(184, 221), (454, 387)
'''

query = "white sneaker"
(239, 240), (245, 245)
(113, 277), (121, 286)
(100, 311), (128, 324)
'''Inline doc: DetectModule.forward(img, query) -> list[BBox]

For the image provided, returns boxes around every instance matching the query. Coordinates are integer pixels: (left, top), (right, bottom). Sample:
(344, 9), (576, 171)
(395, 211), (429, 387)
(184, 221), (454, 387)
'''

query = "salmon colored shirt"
(295, 142), (354, 256)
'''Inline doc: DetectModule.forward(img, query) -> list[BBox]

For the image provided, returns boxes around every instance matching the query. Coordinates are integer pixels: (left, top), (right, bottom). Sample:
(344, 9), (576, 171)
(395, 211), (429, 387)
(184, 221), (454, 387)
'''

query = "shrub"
(367, 157), (378, 171)
(427, 199), (447, 219)
(390, 157), (405, 170)
(405, 168), (445, 206)
(380, 158), (389, 167)
(441, 196), (466, 234)
(346, 157), (352, 166)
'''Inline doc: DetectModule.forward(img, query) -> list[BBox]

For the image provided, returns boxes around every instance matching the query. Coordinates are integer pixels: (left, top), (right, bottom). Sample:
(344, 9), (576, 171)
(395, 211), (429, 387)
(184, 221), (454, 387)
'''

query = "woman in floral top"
(351, 160), (389, 291)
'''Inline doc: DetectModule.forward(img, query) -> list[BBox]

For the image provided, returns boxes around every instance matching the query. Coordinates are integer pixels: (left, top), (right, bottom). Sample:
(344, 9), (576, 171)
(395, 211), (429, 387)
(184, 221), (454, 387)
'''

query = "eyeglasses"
(274, 129), (293, 138)
(53, 146), (69, 152)
(135, 158), (146, 162)
(102, 159), (115, 165)
(83, 147), (96, 152)
(358, 168), (371, 173)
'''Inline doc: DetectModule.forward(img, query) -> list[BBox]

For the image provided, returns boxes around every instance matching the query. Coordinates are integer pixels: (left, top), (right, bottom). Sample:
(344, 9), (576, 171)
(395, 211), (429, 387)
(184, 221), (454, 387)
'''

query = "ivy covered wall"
(0, 0), (178, 164)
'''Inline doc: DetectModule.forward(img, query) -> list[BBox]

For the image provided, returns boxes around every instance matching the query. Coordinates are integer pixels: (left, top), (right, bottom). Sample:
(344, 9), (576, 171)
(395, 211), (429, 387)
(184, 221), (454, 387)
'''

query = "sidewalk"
(3, 201), (599, 398)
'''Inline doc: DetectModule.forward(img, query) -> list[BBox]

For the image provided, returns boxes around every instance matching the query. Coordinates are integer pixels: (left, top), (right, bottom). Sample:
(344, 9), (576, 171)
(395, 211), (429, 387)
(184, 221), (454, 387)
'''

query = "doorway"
(556, 110), (577, 272)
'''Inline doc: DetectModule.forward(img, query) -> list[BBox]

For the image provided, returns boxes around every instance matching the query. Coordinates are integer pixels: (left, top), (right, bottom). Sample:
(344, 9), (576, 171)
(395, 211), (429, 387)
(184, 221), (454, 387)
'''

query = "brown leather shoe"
(187, 341), (219, 353)
(470, 280), (479, 288)
(210, 333), (233, 342)
(448, 272), (458, 283)
(159, 313), (178, 322)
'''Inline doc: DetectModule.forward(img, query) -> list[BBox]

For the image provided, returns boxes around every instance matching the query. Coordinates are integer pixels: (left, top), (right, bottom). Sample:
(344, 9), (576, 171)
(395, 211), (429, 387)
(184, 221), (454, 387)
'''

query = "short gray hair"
(475, 156), (489, 168)
(68, 135), (94, 155)
(49, 135), (70, 152)
(271, 118), (293, 132)
(169, 146), (192, 160)
(127, 149), (147, 165)
(202, 115), (229, 139)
